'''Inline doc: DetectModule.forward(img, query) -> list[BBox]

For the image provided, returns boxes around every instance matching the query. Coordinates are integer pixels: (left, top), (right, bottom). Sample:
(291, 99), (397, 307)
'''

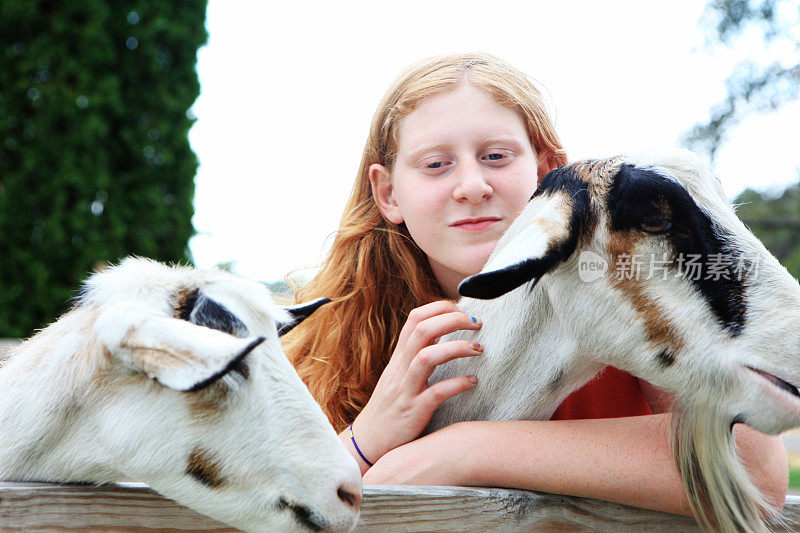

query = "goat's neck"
(0, 328), (116, 482)
(437, 279), (606, 424)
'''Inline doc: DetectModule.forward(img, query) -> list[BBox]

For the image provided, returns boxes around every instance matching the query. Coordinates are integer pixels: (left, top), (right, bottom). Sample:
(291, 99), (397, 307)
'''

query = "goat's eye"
(639, 218), (673, 233)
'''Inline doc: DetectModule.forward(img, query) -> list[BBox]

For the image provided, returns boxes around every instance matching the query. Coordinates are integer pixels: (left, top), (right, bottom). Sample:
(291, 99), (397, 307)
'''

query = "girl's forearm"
(440, 415), (787, 516)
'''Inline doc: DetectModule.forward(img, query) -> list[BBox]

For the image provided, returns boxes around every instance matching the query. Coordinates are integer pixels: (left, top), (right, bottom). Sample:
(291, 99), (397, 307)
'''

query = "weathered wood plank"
(0, 482), (237, 531)
(359, 486), (704, 532)
(2, 482), (799, 532)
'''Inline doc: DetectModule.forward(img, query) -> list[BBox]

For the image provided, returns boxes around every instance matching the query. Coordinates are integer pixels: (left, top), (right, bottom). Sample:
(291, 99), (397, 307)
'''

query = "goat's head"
(75, 258), (359, 532)
(459, 151), (800, 530)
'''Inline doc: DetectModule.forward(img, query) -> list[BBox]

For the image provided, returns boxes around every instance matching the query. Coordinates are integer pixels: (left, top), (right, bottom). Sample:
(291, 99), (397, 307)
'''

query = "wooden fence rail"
(3, 340), (800, 530)
(1, 482), (799, 532)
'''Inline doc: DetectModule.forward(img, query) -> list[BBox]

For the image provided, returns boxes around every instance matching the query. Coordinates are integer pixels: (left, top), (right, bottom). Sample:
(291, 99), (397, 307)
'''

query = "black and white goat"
(427, 151), (799, 532)
(0, 258), (361, 533)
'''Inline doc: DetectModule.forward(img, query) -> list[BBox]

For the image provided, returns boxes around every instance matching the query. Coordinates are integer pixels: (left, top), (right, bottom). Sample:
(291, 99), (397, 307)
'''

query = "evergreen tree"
(0, 1), (207, 337)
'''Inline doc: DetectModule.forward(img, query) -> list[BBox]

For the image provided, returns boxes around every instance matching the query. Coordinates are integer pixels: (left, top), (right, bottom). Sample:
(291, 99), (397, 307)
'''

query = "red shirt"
(550, 366), (653, 420)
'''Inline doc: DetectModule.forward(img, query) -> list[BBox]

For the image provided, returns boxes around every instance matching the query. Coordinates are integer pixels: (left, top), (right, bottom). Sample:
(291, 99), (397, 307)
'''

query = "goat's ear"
(95, 307), (265, 392)
(176, 289), (249, 338)
(459, 185), (589, 300)
(277, 297), (330, 336)
(458, 228), (570, 300)
(458, 252), (561, 300)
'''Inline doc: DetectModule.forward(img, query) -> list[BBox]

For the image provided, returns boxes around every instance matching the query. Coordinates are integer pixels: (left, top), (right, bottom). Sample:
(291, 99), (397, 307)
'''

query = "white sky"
(188, 0), (800, 282)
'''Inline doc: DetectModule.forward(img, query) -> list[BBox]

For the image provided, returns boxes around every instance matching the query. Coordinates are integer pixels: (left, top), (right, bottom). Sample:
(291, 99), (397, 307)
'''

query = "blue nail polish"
(471, 316), (477, 323)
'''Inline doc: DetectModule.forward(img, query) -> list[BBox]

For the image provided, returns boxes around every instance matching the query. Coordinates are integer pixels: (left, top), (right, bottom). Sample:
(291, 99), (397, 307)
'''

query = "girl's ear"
(536, 151), (558, 186)
(369, 163), (404, 224)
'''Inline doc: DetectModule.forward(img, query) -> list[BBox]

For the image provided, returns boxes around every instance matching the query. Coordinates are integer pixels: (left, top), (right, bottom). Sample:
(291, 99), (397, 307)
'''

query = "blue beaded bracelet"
(349, 423), (374, 467)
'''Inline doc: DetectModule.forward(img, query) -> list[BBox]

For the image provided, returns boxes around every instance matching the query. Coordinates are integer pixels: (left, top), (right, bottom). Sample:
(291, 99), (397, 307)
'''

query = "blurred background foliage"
(685, 0), (800, 160)
(0, 1), (207, 337)
(736, 185), (800, 276)
(0, 0), (798, 338)
(685, 0), (800, 279)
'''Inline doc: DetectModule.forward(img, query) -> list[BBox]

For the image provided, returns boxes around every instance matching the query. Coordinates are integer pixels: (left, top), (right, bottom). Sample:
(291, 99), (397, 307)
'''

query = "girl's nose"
(452, 163), (493, 203)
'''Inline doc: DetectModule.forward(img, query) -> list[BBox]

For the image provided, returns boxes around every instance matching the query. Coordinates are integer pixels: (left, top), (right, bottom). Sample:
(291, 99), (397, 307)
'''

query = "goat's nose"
(337, 482), (361, 509)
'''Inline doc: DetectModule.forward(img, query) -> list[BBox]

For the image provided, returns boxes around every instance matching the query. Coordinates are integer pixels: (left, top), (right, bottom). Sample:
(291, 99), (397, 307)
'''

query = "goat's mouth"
(746, 366), (800, 399)
(278, 497), (325, 532)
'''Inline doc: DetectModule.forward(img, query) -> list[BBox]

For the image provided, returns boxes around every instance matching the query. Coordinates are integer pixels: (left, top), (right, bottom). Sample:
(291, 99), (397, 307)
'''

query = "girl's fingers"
(397, 312), (480, 369)
(418, 375), (478, 413)
(405, 340), (483, 392)
(395, 301), (459, 348)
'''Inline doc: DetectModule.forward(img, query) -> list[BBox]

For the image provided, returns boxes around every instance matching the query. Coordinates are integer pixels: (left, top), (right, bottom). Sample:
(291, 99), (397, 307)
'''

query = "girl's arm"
(362, 415), (788, 516)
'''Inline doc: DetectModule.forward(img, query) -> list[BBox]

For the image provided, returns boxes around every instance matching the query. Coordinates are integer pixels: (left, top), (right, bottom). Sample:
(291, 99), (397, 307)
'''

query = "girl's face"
(370, 83), (554, 298)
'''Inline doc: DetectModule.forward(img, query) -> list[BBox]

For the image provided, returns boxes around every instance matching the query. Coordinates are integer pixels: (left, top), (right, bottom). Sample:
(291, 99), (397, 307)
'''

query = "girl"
(282, 53), (787, 515)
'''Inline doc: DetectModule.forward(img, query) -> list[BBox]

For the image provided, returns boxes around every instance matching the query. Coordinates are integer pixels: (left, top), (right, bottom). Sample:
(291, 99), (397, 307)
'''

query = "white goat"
(427, 151), (800, 532)
(0, 257), (361, 533)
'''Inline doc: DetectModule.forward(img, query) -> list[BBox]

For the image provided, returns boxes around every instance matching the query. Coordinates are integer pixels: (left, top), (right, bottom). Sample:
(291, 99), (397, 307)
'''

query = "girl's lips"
(451, 217), (501, 232)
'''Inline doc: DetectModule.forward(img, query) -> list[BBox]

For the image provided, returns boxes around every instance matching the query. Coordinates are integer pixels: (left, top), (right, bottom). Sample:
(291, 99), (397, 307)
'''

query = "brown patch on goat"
(570, 157), (625, 189)
(531, 213), (568, 243)
(120, 325), (199, 371)
(186, 446), (227, 489)
(92, 354), (164, 393)
(188, 383), (229, 422)
(538, 164), (602, 252)
(536, 189), (596, 250)
(607, 230), (685, 356)
(92, 326), (202, 392)
(174, 287), (199, 320)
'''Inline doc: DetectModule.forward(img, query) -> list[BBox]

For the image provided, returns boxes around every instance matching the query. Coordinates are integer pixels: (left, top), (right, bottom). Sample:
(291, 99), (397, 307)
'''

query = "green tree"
(685, 1), (800, 279)
(0, 1), (207, 337)
(735, 181), (800, 278)
(684, 0), (800, 159)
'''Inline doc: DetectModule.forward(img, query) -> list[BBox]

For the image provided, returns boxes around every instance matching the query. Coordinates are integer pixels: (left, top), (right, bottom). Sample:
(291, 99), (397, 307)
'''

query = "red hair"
(282, 53), (567, 431)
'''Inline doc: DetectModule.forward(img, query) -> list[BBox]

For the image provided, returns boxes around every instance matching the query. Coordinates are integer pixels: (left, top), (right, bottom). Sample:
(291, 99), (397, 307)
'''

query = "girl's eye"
(481, 151), (513, 165)
(423, 159), (452, 172)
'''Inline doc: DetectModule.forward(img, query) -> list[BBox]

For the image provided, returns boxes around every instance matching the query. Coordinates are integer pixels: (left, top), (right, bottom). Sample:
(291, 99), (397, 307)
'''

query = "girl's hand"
(346, 300), (482, 470)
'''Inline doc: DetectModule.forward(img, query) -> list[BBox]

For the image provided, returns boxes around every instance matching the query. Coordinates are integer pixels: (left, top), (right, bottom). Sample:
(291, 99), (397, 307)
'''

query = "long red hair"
(282, 53), (567, 431)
